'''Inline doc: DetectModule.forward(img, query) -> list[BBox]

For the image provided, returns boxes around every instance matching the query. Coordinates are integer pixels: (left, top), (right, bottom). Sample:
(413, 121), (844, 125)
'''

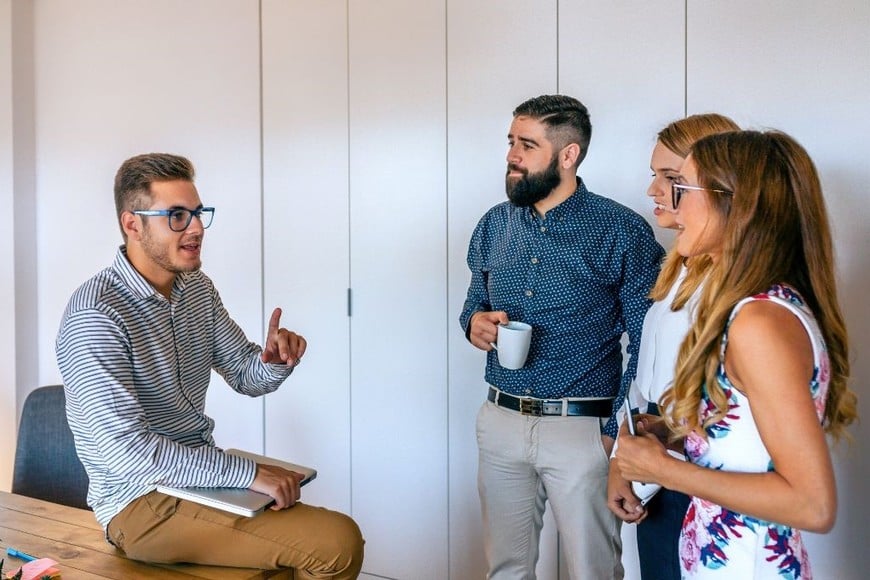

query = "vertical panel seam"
(556, 0), (560, 93)
(346, 0), (354, 517)
(556, 4), (561, 574)
(444, 0), (451, 575)
(684, 0), (688, 117)
(258, 0), (267, 452)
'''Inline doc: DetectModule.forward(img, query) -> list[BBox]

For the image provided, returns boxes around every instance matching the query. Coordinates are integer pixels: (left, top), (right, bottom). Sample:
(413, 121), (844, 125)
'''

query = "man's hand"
(468, 310), (509, 351)
(249, 463), (305, 510)
(607, 458), (646, 523)
(262, 307), (307, 365)
(607, 427), (645, 523)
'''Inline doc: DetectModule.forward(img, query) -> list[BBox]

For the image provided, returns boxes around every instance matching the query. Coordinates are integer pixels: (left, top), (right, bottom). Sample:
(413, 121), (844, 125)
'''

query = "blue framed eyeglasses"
(133, 207), (215, 232)
(671, 183), (732, 210)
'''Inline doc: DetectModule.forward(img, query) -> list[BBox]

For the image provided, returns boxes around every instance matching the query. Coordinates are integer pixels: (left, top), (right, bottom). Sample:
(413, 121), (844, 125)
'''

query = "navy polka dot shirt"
(460, 180), (664, 437)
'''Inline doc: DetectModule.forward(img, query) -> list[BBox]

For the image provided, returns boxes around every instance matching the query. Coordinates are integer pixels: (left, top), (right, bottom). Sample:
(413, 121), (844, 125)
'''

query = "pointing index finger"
(268, 307), (282, 337)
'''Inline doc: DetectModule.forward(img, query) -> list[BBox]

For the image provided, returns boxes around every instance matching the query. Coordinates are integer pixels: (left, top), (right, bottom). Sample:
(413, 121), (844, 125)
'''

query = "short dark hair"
(114, 153), (195, 218)
(513, 95), (592, 166)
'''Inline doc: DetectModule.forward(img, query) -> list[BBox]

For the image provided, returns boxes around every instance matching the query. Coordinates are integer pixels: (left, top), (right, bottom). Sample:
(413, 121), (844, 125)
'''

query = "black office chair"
(12, 385), (91, 510)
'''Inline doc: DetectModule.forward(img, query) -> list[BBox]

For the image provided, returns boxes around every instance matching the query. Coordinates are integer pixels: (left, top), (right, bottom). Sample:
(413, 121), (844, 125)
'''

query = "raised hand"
(261, 307), (307, 366)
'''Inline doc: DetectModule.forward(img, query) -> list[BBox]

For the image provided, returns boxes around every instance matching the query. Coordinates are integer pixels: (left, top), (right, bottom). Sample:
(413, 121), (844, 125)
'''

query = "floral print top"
(679, 285), (830, 579)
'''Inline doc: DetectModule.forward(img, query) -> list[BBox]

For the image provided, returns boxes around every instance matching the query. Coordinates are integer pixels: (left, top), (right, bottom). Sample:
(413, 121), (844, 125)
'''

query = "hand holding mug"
(468, 311), (509, 351)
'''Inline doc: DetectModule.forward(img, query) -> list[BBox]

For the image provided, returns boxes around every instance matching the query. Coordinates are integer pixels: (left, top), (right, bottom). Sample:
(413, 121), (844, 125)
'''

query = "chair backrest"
(12, 385), (91, 510)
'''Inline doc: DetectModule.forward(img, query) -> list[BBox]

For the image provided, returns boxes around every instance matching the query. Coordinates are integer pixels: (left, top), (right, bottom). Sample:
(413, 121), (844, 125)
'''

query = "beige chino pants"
(107, 491), (363, 580)
(476, 400), (623, 579)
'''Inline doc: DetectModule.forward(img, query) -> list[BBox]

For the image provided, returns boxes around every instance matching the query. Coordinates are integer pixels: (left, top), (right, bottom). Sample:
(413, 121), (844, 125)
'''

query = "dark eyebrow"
(167, 204), (205, 211)
(508, 133), (541, 148)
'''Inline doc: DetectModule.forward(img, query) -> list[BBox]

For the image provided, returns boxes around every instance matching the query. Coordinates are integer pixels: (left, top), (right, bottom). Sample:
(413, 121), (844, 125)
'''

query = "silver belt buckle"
(519, 398), (542, 416)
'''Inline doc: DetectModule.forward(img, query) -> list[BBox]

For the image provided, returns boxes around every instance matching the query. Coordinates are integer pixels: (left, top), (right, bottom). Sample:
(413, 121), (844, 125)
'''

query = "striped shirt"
(56, 247), (293, 529)
(459, 181), (664, 438)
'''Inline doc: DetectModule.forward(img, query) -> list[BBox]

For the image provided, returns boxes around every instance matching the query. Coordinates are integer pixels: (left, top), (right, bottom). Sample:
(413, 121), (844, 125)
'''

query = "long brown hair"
(650, 114), (739, 310)
(660, 130), (856, 441)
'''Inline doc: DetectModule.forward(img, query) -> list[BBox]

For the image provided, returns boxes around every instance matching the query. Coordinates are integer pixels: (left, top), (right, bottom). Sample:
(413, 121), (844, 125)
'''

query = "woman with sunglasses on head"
(606, 114), (738, 580)
(615, 130), (857, 578)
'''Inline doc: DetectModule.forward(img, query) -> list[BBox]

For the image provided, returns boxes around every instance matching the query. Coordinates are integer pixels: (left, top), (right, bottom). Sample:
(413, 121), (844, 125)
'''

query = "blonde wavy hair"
(650, 114), (739, 310)
(660, 130), (857, 441)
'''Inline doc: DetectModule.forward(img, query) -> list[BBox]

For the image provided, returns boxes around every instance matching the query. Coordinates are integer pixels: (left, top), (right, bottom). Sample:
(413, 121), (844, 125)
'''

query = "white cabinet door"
(446, 1), (559, 578)
(262, 0), (352, 512)
(29, 0), (265, 450)
(688, 3), (870, 579)
(348, 1), (448, 578)
(0, 0), (19, 490)
(559, 3), (684, 573)
(559, 1), (685, 220)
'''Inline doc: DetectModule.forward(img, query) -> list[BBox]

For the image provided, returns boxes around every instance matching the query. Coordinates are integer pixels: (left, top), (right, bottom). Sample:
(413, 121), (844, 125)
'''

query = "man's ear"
(120, 211), (141, 240)
(560, 143), (581, 170)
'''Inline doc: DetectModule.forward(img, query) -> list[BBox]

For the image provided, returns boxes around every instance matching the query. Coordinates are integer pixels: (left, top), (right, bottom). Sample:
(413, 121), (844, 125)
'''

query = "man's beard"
(140, 226), (202, 274)
(505, 155), (561, 207)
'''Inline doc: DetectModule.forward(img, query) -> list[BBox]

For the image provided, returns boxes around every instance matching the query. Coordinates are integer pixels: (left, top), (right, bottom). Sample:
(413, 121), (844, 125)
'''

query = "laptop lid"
(156, 449), (316, 517)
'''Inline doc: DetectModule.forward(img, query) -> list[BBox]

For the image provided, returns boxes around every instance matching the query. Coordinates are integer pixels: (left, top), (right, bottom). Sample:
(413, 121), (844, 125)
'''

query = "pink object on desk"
(6, 558), (61, 580)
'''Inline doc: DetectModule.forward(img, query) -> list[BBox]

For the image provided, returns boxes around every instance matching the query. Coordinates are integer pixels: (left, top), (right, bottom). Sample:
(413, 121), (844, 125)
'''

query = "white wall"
(686, 2), (870, 572)
(29, 0), (266, 451)
(261, 0), (352, 513)
(0, 0), (16, 491)
(445, 2), (564, 576)
(3, 1), (868, 578)
(1, 0), (38, 492)
(347, 2), (450, 577)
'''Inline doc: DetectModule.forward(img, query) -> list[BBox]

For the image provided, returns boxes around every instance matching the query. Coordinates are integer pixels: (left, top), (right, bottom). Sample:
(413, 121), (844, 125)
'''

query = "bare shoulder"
(731, 298), (806, 334)
(726, 299), (814, 390)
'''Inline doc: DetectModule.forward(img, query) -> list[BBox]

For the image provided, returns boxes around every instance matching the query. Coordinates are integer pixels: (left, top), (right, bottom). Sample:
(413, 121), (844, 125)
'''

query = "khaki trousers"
(477, 400), (623, 580)
(107, 491), (363, 580)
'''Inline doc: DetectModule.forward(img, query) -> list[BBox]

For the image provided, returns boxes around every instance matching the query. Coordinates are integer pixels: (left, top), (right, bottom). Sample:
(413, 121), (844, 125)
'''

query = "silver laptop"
(156, 448), (317, 517)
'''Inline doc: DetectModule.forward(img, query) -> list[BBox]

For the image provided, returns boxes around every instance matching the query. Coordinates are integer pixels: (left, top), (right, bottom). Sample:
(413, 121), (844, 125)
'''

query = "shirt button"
(525, 290), (533, 297)
(525, 388), (531, 395)
(531, 257), (539, 264)
(540, 226), (547, 233)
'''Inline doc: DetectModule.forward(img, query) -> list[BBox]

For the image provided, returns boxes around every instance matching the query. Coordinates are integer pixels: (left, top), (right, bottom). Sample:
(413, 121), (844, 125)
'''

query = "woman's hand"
(614, 424), (672, 487)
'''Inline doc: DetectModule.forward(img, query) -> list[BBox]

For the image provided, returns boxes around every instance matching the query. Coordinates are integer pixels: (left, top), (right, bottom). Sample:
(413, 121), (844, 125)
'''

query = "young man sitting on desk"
(56, 153), (364, 579)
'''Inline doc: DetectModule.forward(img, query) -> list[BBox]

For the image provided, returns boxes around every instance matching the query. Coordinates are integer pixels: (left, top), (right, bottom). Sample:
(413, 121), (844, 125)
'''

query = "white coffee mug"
(490, 321), (532, 370)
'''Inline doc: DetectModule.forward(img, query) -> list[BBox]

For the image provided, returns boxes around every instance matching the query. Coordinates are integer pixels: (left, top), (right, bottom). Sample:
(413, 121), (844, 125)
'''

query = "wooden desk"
(0, 492), (292, 579)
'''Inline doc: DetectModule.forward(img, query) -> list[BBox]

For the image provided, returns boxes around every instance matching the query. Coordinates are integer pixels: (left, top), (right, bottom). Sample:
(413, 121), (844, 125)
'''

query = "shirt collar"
(554, 178), (588, 214)
(112, 246), (187, 301)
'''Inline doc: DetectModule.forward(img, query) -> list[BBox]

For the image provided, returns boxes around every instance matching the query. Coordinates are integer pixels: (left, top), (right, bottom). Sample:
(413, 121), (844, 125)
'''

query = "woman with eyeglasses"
(615, 130), (857, 578)
(606, 114), (738, 580)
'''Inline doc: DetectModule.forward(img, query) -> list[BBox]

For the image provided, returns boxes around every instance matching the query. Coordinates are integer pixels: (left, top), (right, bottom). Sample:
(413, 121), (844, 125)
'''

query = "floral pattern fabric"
(679, 285), (829, 579)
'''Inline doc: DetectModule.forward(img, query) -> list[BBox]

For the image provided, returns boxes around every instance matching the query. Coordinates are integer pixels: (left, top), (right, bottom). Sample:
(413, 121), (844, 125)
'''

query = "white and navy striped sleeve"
(55, 249), (296, 528)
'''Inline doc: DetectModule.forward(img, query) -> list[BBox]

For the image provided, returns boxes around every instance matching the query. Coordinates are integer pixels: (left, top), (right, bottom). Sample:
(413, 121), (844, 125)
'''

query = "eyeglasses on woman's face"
(133, 207), (215, 232)
(671, 183), (732, 210)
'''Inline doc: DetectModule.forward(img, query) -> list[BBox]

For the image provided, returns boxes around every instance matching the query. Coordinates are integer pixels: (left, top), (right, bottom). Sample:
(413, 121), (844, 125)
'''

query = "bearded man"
(459, 95), (664, 579)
